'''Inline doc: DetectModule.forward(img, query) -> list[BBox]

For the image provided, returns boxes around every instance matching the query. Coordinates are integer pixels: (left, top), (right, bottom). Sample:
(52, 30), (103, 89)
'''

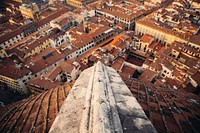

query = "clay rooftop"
(93, 0), (153, 21)
(0, 22), (35, 44)
(58, 43), (78, 55)
(0, 62), (199, 133)
(0, 57), (30, 80)
(28, 76), (61, 93)
(123, 77), (200, 133)
(50, 12), (74, 26)
(35, 7), (70, 28)
(24, 48), (65, 74)
(139, 69), (158, 82)
(140, 34), (154, 43)
(45, 61), (75, 81)
(5, 30), (51, 58)
(136, 3), (200, 43)
(0, 83), (72, 133)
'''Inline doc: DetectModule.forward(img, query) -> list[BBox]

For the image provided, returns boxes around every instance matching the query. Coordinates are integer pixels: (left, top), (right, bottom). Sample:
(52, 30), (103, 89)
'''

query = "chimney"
(82, 11), (90, 33)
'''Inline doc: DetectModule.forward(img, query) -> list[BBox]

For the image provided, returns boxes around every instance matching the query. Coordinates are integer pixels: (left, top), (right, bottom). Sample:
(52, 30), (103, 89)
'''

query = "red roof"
(111, 57), (124, 71)
(28, 76), (60, 90)
(0, 22), (35, 44)
(140, 34), (154, 43)
(139, 69), (158, 82)
(0, 58), (30, 79)
(25, 48), (65, 74)
(35, 8), (70, 28)
(191, 71), (200, 85)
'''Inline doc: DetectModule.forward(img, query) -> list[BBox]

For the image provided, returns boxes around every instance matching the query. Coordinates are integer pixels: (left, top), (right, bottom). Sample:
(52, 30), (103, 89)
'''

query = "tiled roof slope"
(0, 83), (72, 133)
(123, 78), (200, 133)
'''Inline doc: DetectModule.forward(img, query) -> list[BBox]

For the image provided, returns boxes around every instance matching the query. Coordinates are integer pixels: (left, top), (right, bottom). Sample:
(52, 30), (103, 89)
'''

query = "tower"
(49, 62), (157, 133)
(83, 13), (90, 33)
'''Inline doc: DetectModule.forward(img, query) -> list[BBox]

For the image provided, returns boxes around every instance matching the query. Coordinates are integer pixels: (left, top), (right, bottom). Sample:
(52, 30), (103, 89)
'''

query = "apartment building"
(0, 22), (37, 54)
(66, 0), (95, 8)
(0, 58), (31, 93)
(4, 26), (54, 59)
(50, 12), (77, 31)
(91, 0), (154, 30)
(19, 3), (40, 20)
(135, 1), (200, 48)
(49, 30), (68, 48)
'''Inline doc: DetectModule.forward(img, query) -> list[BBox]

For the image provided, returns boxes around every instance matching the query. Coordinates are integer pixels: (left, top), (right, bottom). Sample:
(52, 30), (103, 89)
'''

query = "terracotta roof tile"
(191, 71), (200, 85)
(0, 58), (30, 79)
(140, 34), (154, 43)
(25, 48), (65, 74)
(139, 69), (158, 82)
